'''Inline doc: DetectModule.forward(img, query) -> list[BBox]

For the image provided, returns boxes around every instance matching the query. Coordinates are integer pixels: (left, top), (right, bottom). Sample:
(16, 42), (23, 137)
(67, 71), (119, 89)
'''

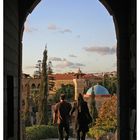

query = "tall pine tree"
(88, 94), (98, 125)
(48, 61), (55, 91)
(37, 47), (48, 124)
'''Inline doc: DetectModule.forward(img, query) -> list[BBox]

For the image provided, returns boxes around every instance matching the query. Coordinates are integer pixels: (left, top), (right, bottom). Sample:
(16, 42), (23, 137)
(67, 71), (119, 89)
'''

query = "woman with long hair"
(71, 93), (92, 140)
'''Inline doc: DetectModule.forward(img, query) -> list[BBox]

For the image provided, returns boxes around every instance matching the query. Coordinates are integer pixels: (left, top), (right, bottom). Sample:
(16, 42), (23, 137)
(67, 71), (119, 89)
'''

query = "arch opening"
(3, 0), (136, 140)
(23, 0), (117, 139)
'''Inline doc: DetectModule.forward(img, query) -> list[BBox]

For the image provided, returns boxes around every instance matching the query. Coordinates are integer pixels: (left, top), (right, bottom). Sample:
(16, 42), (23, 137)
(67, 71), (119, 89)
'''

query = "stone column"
(73, 79), (86, 100)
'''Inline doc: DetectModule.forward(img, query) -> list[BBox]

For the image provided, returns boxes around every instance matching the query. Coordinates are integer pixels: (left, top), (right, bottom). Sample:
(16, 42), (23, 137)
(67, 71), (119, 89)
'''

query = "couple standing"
(53, 93), (92, 140)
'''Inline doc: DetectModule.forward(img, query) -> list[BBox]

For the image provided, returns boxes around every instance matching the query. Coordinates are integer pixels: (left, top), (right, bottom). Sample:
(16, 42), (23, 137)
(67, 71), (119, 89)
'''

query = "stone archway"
(4, 0), (136, 140)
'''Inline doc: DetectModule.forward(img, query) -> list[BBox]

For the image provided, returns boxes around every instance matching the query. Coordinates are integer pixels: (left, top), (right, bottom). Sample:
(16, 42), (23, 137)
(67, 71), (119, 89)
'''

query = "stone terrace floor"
(41, 138), (94, 140)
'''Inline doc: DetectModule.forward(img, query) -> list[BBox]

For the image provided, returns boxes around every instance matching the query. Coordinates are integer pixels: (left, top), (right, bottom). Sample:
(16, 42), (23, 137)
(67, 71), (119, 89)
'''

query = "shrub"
(88, 96), (117, 139)
(88, 127), (107, 139)
(25, 125), (58, 140)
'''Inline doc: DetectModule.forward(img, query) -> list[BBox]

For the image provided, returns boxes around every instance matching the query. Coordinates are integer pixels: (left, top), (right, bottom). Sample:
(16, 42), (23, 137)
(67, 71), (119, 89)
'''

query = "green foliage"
(88, 96), (117, 139)
(88, 127), (106, 139)
(24, 84), (31, 126)
(53, 84), (74, 102)
(48, 61), (55, 91)
(96, 96), (117, 131)
(38, 48), (49, 125)
(88, 97), (98, 125)
(101, 75), (118, 95)
(25, 125), (58, 140)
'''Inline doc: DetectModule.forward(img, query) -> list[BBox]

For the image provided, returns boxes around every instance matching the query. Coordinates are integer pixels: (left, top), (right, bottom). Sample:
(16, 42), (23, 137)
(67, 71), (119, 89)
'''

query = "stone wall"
(4, 0), (19, 139)
(129, 0), (136, 139)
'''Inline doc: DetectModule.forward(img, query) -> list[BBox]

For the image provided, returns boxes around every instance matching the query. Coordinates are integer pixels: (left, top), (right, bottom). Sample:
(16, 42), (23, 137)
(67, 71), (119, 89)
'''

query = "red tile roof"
(52, 73), (102, 80)
(53, 73), (75, 80)
(82, 74), (101, 79)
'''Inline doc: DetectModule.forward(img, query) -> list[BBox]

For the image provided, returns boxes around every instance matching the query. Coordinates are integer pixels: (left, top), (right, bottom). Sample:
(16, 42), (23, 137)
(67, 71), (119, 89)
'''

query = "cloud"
(49, 56), (85, 69)
(24, 21), (37, 33)
(62, 58), (67, 61)
(55, 59), (85, 69)
(69, 54), (77, 58)
(75, 63), (85, 67)
(47, 23), (72, 34)
(49, 57), (68, 61)
(49, 57), (62, 61)
(48, 23), (59, 30)
(55, 60), (74, 68)
(76, 35), (80, 38)
(84, 46), (116, 55)
(70, 63), (85, 69)
(59, 29), (72, 33)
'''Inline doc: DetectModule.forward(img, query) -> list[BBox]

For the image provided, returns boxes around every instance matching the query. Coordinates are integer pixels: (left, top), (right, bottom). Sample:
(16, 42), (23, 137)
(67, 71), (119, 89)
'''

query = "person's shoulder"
(55, 102), (61, 107)
(55, 102), (60, 105)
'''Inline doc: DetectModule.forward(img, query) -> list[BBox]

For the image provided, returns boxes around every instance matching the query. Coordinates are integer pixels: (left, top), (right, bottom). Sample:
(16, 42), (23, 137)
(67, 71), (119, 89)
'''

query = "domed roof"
(86, 84), (109, 95)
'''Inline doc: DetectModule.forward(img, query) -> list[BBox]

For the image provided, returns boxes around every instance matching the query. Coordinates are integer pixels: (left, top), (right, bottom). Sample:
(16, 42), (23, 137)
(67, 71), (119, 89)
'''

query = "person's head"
(60, 94), (65, 101)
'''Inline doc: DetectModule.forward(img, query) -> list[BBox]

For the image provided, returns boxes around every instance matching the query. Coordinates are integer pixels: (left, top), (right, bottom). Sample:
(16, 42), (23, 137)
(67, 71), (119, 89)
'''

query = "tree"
(53, 84), (74, 103)
(48, 61), (55, 91)
(34, 60), (42, 78)
(37, 48), (48, 125)
(95, 95), (117, 131)
(101, 74), (118, 95)
(88, 95), (98, 125)
(65, 84), (74, 99)
(24, 84), (31, 126)
(88, 96), (117, 139)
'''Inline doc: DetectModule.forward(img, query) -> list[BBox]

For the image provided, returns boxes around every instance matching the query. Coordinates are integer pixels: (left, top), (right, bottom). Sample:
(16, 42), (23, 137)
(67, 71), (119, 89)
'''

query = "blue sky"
(22, 0), (117, 75)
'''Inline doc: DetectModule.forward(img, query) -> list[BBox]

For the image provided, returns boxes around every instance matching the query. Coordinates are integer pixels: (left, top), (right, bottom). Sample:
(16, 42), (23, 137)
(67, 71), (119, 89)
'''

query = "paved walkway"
(41, 138), (94, 140)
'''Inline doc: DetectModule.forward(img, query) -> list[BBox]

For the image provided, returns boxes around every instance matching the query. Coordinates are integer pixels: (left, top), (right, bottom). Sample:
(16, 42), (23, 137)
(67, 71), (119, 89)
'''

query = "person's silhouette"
(71, 93), (92, 140)
(53, 94), (72, 140)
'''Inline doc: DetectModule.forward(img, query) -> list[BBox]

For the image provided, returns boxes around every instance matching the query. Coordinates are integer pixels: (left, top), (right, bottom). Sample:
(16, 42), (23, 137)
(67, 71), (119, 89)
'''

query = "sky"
(22, 0), (117, 76)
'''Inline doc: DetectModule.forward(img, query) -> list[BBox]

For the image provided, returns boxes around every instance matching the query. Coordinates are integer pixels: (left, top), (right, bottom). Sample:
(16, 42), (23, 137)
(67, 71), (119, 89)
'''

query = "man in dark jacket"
(53, 94), (72, 140)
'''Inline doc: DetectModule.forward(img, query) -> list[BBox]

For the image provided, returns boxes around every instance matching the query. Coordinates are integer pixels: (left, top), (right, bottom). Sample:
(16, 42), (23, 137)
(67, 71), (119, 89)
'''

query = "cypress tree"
(37, 47), (48, 124)
(48, 61), (55, 91)
(88, 94), (98, 125)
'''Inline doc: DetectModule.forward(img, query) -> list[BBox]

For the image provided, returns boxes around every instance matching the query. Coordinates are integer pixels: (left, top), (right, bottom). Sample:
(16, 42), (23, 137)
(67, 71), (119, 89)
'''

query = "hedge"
(25, 125), (58, 140)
